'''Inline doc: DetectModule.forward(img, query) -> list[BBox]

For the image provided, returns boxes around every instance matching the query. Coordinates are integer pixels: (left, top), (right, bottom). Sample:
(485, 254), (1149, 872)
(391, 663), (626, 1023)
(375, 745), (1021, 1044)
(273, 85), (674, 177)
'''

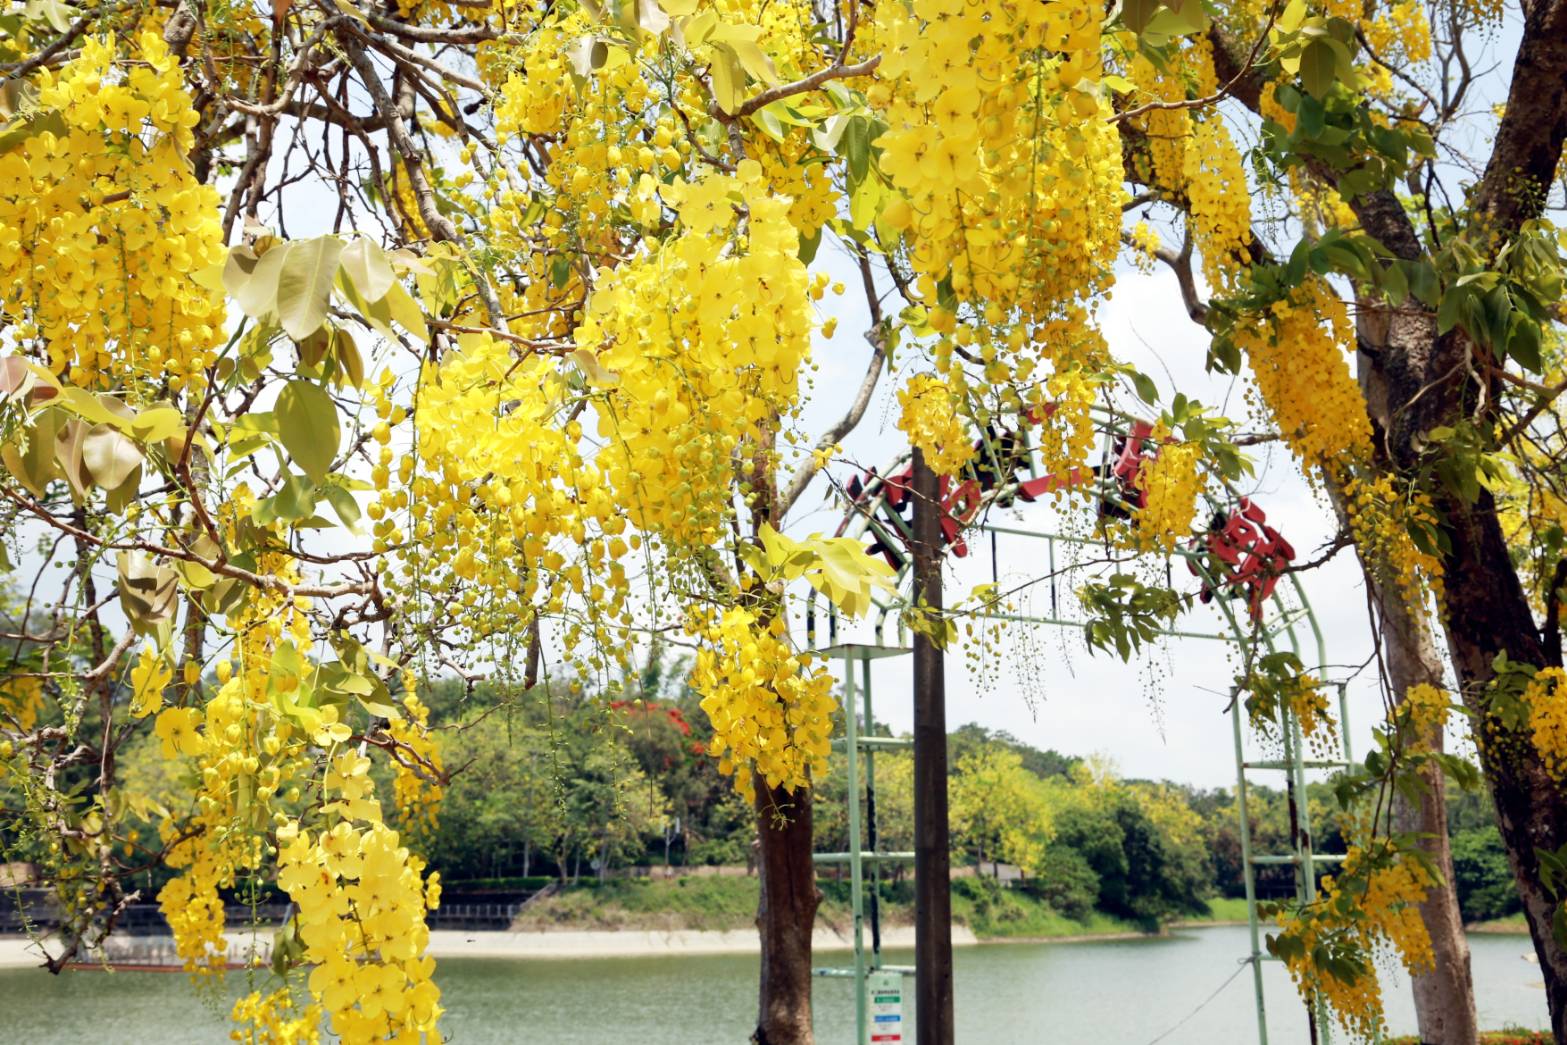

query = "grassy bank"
(1467, 913), (1530, 934)
(512, 875), (1247, 940)
(1389, 1033), (1547, 1044)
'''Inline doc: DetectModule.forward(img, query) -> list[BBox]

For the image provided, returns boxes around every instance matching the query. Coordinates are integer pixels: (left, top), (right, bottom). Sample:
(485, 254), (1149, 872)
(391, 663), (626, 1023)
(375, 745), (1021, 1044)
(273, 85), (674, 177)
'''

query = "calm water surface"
(0, 927), (1546, 1043)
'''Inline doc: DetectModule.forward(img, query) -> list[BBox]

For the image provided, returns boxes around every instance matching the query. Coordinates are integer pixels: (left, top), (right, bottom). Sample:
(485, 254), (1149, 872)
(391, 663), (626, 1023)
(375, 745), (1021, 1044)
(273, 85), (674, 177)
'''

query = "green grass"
(947, 879), (1144, 938)
(1388, 1032), (1547, 1044)
(1187, 896), (1252, 922)
(513, 875), (764, 931)
(513, 874), (1212, 940)
(1467, 913), (1530, 933)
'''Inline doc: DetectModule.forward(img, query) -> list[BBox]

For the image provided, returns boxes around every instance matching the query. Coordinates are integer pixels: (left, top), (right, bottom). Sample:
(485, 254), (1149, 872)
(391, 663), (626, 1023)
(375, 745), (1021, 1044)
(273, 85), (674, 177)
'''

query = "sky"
(783, 241), (1402, 790)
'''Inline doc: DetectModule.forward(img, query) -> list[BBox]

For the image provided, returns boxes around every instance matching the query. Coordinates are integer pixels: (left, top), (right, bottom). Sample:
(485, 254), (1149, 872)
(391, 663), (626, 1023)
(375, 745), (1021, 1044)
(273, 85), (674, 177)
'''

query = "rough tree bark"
(1341, 0), (1567, 1029)
(1381, 612), (1478, 1045)
(1349, 305), (1478, 1045)
(752, 780), (819, 1045)
(1204, 1), (1567, 1030)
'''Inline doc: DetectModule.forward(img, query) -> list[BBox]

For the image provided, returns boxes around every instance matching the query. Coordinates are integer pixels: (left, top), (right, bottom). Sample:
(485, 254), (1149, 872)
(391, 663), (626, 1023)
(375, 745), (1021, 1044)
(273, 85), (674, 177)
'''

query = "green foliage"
(1080, 574), (1183, 660)
(1451, 826), (1522, 923)
(1028, 846), (1100, 920)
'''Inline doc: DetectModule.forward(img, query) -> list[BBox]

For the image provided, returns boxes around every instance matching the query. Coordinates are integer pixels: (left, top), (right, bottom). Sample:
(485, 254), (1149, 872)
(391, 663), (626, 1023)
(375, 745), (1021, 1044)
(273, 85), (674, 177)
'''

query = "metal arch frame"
(804, 405), (1355, 1045)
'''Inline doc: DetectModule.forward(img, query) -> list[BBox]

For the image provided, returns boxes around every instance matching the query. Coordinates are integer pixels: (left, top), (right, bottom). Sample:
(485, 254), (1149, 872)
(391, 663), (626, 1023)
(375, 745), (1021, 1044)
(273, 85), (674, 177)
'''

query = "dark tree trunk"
(752, 778), (818, 1045)
(1433, 490), (1567, 1039)
(1203, 0), (1567, 1031)
(911, 449), (955, 1045)
(1351, 243), (1567, 1041)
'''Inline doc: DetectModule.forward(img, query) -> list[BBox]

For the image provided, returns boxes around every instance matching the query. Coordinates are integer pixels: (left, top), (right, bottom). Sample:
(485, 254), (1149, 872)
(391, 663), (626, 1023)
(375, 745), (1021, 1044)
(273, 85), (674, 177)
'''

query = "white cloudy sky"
(783, 241), (1412, 791)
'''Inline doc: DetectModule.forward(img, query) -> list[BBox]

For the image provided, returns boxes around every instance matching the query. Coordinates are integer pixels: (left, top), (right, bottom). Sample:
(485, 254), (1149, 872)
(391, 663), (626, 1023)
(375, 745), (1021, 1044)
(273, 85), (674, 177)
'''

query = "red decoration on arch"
(1192, 497), (1296, 621)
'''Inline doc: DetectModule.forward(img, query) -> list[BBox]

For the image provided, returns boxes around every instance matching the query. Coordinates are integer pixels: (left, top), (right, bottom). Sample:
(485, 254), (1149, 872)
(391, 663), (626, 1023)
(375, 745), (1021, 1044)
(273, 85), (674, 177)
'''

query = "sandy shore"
(0, 925), (980, 969)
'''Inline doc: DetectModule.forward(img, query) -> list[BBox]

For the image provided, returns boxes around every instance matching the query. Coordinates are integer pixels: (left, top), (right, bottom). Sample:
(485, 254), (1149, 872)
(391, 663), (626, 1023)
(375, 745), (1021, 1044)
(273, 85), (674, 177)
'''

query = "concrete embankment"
(0, 924), (981, 969)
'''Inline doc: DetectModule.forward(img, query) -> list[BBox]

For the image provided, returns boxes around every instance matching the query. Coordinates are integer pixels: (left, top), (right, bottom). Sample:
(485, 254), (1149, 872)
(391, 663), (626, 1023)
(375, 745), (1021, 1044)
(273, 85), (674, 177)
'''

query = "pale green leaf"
(275, 380), (340, 482)
(383, 281), (430, 342)
(339, 238), (396, 302)
(276, 237), (346, 340)
(80, 424), (143, 490)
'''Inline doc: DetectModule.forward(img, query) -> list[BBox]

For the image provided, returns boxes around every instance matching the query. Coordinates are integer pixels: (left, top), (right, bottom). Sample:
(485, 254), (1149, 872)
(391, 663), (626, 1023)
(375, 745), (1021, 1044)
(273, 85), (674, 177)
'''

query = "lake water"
(0, 926), (1547, 1043)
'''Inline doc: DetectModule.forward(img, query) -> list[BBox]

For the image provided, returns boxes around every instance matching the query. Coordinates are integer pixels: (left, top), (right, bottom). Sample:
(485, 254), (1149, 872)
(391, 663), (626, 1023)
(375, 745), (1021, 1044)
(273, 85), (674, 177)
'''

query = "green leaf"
(338, 238), (396, 302)
(1298, 39), (1337, 98)
(270, 473), (318, 524)
(383, 282), (429, 342)
(276, 237), (345, 341)
(274, 380), (340, 482)
(1436, 286), (1466, 335)
(1509, 315), (1543, 372)
(1378, 258), (1408, 302)
(1130, 370), (1159, 405)
(1408, 260), (1440, 307)
(797, 226), (822, 264)
(320, 484), (364, 534)
(1121, 0), (1160, 33)
(550, 255), (573, 289)
(842, 116), (870, 186)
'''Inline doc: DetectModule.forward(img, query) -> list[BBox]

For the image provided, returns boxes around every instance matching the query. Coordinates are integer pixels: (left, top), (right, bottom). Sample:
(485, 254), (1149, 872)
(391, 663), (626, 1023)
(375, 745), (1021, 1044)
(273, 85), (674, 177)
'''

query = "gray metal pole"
(911, 449), (954, 1045)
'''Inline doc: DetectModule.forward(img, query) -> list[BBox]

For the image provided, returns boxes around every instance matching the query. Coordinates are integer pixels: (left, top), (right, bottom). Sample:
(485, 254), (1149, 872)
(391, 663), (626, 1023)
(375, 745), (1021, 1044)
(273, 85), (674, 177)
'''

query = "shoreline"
(0, 926), (981, 969)
(0, 918), (1530, 970)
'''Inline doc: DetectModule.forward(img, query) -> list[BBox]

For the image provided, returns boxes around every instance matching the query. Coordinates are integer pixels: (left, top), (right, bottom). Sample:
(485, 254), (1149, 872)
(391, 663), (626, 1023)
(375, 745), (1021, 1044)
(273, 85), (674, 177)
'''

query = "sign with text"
(867, 970), (905, 1043)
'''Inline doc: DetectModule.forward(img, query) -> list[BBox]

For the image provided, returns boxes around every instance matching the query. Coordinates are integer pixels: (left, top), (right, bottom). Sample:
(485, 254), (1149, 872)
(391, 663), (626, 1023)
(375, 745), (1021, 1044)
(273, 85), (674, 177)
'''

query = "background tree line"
(3, 644), (1520, 931)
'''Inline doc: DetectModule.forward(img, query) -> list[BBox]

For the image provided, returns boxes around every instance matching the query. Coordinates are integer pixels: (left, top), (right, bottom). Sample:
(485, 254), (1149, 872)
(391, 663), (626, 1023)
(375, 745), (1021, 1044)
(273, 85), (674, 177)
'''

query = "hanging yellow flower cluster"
(1275, 843), (1436, 1041)
(388, 674), (444, 839)
(1131, 442), (1203, 553)
(871, 0), (1122, 482)
(156, 538), (321, 977)
(277, 753), (442, 1041)
(874, 0), (1121, 317)
(1182, 115), (1255, 293)
(578, 162), (816, 549)
(897, 374), (975, 477)
(1124, 40), (1253, 292)
(1341, 472), (1445, 603)
(0, 33), (225, 391)
(688, 607), (837, 803)
(230, 987), (323, 1045)
(1524, 667), (1567, 779)
(1233, 277), (1373, 466)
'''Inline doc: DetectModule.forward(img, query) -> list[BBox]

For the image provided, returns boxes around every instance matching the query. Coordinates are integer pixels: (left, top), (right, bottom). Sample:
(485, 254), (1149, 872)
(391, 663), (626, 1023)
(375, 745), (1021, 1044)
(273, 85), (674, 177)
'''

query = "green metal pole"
(1232, 687), (1270, 1045)
(843, 650), (868, 1045)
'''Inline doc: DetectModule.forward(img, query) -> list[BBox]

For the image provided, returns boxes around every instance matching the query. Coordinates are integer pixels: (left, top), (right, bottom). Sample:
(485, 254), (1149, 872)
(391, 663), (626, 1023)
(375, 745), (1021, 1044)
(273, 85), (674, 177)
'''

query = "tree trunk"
(752, 776), (818, 1045)
(1351, 277), (1567, 1040)
(1348, 315), (1479, 1045)
(1204, 0), (1567, 1030)
(1368, 568), (1477, 1044)
(1433, 489), (1567, 1040)
(911, 448), (955, 1045)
